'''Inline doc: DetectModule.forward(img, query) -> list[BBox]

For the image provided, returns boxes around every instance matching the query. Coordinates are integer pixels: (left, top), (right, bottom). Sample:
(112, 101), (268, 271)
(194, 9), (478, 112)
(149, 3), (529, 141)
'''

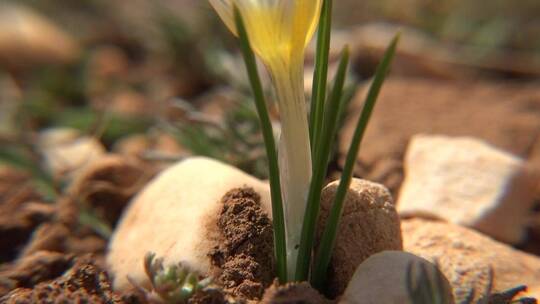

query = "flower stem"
(269, 61), (312, 281)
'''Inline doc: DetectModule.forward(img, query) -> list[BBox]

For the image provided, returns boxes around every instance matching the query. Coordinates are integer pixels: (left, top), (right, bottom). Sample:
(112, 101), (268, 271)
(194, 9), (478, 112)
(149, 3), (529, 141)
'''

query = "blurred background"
(1, 0), (539, 186)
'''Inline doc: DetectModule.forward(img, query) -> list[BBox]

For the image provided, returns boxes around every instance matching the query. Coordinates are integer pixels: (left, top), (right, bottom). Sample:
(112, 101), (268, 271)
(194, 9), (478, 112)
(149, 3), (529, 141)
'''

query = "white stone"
(340, 251), (454, 304)
(106, 157), (271, 291)
(39, 128), (106, 179)
(398, 134), (538, 243)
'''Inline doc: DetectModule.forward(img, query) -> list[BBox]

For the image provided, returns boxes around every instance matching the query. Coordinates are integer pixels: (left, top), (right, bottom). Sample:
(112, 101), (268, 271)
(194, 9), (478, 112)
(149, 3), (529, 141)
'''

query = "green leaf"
(295, 46), (350, 281)
(310, 33), (400, 289)
(53, 108), (152, 144)
(309, 0), (333, 155)
(0, 146), (57, 200)
(233, 6), (287, 283)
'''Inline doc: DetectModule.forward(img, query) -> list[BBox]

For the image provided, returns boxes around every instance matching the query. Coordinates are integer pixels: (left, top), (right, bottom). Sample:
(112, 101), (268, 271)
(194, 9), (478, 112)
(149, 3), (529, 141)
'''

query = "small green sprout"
(130, 252), (213, 304)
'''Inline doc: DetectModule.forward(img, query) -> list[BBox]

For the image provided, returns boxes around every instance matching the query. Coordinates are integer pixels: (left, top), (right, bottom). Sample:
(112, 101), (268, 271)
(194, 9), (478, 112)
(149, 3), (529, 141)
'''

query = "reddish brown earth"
(2, 255), (123, 303)
(340, 77), (540, 194)
(209, 187), (275, 301)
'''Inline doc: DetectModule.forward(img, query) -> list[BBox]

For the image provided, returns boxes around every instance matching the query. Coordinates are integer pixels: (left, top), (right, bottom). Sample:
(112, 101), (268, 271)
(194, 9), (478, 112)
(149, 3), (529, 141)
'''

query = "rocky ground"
(0, 1), (540, 304)
(1, 76), (538, 303)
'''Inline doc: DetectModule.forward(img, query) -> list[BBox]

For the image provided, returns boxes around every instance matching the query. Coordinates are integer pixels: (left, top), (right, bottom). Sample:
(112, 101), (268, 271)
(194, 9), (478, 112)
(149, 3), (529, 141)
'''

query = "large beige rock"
(106, 157), (271, 291)
(39, 128), (106, 179)
(317, 179), (402, 297)
(340, 251), (454, 304)
(398, 135), (538, 243)
(402, 218), (540, 302)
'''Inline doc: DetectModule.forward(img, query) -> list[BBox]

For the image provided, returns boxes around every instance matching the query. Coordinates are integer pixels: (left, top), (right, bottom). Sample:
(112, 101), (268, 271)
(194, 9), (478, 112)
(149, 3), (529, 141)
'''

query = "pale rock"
(39, 128), (106, 179)
(106, 157), (271, 291)
(402, 218), (540, 302)
(340, 251), (454, 304)
(0, 3), (79, 69)
(398, 134), (538, 243)
(317, 179), (402, 297)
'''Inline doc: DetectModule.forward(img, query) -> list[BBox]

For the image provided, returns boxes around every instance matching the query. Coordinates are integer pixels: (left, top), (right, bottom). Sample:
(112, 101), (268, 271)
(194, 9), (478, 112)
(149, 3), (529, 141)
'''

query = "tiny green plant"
(164, 97), (269, 179)
(129, 252), (213, 304)
(208, 0), (399, 287)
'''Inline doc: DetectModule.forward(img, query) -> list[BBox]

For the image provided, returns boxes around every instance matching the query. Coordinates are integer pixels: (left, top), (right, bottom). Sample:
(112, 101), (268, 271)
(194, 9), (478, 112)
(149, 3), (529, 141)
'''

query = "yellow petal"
(209, 0), (322, 68)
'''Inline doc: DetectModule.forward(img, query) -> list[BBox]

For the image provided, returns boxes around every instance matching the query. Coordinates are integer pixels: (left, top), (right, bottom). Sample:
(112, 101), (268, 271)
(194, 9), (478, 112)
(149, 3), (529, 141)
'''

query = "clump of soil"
(1, 255), (123, 303)
(260, 281), (332, 304)
(0, 157), (148, 300)
(189, 288), (230, 304)
(0, 167), (53, 262)
(209, 187), (275, 301)
(70, 155), (152, 227)
(0, 251), (74, 291)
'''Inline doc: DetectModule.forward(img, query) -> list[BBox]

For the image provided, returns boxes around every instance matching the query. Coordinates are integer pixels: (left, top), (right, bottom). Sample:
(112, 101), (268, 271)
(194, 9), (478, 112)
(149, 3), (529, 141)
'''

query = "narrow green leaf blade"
(233, 6), (288, 283)
(295, 46), (350, 281)
(311, 33), (400, 288)
(309, 0), (333, 155)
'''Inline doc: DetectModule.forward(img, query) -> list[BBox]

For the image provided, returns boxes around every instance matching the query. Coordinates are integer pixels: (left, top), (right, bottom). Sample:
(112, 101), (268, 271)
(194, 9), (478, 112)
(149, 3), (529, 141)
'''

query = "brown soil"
(209, 187), (275, 301)
(0, 167), (53, 262)
(340, 77), (540, 195)
(189, 288), (230, 304)
(69, 155), (152, 227)
(260, 281), (332, 304)
(0, 251), (74, 290)
(0, 156), (149, 302)
(1, 255), (123, 303)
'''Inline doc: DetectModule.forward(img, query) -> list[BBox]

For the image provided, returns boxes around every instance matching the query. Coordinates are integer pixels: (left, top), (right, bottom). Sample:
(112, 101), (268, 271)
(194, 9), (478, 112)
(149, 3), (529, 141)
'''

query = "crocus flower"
(209, 0), (321, 278)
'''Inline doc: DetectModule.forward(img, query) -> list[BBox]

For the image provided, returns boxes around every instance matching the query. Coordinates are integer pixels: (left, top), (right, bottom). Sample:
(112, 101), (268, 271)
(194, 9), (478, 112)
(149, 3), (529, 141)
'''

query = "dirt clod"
(189, 288), (230, 304)
(19, 223), (70, 257)
(261, 281), (331, 304)
(0, 167), (51, 263)
(70, 155), (151, 227)
(0, 251), (74, 289)
(209, 187), (275, 301)
(1, 255), (123, 303)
